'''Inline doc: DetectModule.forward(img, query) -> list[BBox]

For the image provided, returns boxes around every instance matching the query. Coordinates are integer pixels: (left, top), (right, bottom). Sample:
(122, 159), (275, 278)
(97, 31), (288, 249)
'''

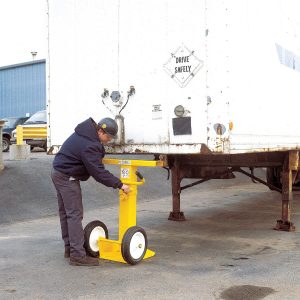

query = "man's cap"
(98, 118), (118, 138)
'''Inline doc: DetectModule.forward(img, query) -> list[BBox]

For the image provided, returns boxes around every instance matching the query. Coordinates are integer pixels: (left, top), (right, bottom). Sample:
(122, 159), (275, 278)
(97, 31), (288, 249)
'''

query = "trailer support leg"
(169, 162), (186, 221)
(275, 151), (297, 231)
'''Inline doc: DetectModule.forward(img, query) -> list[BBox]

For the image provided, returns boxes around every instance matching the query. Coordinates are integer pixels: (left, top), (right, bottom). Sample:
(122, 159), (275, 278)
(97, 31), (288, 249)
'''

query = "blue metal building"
(0, 59), (46, 119)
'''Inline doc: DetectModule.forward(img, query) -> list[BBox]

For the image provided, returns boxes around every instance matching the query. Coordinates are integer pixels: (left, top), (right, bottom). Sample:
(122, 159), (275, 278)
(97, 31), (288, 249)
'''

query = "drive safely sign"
(163, 44), (203, 88)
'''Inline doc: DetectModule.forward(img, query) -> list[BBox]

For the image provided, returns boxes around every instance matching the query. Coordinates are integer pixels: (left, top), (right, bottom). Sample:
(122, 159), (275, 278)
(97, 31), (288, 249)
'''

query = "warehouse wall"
(0, 120), (5, 170)
(0, 59), (46, 119)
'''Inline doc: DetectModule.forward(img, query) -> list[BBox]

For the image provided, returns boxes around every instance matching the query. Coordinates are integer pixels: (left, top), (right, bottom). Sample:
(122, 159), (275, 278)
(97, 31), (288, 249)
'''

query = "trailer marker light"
(174, 105), (185, 117)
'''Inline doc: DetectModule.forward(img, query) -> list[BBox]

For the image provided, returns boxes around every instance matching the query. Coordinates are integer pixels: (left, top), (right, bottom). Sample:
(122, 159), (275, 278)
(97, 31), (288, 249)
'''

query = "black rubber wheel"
(2, 137), (10, 152)
(121, 226), (148, 265)
(84, 220), (108, 257)
(266, 167), (282, 190)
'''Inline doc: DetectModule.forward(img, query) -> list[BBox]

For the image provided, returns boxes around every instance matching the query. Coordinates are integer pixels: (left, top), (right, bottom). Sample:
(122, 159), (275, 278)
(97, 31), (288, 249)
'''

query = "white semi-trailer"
(47, 0), (300, 230)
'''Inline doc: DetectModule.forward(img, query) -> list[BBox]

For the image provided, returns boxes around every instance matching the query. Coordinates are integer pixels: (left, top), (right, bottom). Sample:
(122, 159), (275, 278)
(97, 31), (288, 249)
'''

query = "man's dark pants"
(51, 169), (86, 257)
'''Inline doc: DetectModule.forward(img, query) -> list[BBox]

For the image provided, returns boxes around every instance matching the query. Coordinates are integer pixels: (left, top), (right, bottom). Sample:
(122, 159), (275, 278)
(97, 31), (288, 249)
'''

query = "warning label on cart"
(163, 44), (203, 88)
(118, 160), (131, 165)
(121, 168), (130, 179)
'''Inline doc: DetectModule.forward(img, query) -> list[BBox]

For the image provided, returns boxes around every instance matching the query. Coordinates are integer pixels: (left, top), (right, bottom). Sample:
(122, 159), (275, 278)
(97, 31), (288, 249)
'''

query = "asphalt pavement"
(0, 150), (300, 299)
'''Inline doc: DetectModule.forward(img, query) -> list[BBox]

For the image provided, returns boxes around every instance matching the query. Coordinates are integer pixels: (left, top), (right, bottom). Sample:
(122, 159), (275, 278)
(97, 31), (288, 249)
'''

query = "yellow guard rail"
(16, 126), (47, 145)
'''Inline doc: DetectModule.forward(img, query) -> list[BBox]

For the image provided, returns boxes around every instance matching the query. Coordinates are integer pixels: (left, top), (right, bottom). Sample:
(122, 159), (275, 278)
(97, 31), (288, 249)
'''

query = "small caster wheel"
(84, 220), (108, 257)
(121, 226), (148, 265)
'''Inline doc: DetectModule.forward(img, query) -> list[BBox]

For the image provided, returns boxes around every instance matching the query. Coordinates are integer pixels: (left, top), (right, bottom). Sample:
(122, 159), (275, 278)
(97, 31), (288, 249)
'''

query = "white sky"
(0, 0), (47, 67)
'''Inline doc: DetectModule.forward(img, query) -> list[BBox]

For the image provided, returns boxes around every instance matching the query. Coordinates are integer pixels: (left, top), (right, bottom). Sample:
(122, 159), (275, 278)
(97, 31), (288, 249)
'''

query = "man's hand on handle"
(121, 184), (130, 194)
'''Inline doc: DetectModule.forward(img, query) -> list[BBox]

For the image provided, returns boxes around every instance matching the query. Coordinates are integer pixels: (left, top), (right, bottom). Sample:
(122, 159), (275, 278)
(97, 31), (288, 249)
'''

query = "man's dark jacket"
(53, 118), (122, 189)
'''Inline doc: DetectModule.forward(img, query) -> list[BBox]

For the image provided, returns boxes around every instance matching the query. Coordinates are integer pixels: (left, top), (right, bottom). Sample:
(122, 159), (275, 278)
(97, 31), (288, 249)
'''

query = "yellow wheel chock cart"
(83, 158), (165, 265)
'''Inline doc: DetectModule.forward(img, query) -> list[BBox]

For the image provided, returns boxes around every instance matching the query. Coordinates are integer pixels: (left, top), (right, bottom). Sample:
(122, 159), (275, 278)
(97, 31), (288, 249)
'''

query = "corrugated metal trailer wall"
(0, 59), (46, 119)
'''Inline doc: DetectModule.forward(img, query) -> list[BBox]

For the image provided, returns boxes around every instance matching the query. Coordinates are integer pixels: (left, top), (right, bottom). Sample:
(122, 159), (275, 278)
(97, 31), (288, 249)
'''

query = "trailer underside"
(166, 150), (299, 231)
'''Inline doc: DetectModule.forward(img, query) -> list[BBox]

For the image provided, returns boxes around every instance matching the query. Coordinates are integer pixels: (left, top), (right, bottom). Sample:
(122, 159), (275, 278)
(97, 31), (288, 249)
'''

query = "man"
(51, 117), (130, 266)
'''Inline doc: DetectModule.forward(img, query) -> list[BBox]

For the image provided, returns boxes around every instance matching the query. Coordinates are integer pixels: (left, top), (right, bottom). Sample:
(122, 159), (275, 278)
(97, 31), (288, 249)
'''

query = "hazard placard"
(163, 44), (203, 88)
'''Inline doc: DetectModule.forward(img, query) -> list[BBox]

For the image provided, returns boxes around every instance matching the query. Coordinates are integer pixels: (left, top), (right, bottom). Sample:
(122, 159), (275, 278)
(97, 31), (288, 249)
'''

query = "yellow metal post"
(16, 125), (23, 145)
(119, 164), (138, 239)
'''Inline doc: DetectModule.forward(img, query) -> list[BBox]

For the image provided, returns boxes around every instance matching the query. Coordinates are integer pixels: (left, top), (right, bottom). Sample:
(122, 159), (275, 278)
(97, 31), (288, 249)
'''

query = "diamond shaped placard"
(163, 44), (204, 88)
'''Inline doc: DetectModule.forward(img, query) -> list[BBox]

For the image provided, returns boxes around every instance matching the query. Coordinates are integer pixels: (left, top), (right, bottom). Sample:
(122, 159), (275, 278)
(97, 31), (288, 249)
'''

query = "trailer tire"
(121, 226), (147, 265)
(84, 220), (108, 257)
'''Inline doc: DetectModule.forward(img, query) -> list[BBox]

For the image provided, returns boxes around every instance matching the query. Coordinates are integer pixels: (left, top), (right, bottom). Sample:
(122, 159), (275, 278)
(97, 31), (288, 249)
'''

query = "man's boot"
(64, 248), (70, 258)
(69, 256), (99, 266)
